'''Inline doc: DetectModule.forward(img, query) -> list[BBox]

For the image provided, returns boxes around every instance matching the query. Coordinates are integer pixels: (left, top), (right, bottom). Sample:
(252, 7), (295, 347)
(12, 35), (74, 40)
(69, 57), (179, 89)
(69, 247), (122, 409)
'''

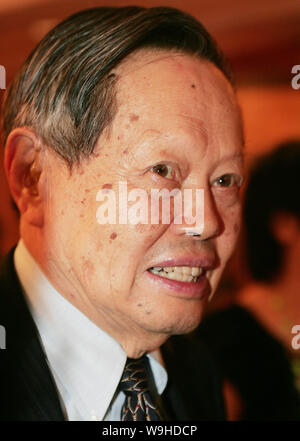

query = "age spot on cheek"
(129, 113), (139, 122)
(110, 232), (117, 240)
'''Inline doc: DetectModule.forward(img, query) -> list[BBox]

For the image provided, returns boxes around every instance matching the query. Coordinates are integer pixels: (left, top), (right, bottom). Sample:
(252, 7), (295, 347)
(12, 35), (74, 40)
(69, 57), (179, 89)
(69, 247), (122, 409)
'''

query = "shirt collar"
(14, 240), (167, 420)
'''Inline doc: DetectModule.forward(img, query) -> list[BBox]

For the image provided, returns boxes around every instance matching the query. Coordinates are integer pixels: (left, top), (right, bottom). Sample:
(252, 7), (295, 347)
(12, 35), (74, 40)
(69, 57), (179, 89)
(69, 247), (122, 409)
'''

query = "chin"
(170, 318), (203, 335)
(140, 309), (205, 337)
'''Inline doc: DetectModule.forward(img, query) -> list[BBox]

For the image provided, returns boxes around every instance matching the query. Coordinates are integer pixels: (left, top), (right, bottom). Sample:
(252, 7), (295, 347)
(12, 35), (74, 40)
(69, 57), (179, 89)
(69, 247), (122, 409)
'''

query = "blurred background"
(0, 0), (300, 420)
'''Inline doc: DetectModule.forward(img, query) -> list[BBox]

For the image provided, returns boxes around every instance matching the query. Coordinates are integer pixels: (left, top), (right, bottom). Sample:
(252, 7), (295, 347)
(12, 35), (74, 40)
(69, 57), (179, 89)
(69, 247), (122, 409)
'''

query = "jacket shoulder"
(0, 248), (65, 421)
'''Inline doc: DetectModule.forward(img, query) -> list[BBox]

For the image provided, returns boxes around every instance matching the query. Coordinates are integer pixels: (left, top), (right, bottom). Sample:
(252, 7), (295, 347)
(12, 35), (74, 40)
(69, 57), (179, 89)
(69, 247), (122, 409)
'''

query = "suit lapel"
(0, 249), (65, 421)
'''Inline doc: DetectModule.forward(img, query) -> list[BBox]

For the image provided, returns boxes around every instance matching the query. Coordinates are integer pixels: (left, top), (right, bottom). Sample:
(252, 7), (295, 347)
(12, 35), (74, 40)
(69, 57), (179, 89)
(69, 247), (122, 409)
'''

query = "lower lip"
(146, 269), (210, 299)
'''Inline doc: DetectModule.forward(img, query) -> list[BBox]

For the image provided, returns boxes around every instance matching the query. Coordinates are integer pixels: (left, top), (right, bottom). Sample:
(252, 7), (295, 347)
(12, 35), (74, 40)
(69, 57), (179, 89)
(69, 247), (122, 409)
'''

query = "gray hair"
(1, 6), (231, 167)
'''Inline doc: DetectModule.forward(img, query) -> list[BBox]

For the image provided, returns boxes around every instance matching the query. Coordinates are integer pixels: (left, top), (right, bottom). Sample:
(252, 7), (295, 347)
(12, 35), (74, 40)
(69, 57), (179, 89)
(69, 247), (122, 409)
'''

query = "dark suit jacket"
(0, 249), (225, 421)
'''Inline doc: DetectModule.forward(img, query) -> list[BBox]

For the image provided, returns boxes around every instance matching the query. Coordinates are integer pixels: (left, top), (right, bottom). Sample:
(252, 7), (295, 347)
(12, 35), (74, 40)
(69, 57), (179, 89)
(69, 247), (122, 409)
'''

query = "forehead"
(116, 50), (236, 111)
(110, 50), (243, 157)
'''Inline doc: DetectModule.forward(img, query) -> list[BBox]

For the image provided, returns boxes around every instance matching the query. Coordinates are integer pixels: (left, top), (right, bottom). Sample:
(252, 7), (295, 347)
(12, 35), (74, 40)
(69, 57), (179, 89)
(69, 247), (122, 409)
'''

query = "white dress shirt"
(14, 240), (168, 421)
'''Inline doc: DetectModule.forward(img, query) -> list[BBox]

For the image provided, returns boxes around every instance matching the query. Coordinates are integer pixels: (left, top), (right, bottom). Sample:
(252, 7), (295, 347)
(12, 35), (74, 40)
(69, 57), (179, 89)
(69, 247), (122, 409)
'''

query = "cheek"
(214, 187), (241, 209)
(209, 206), (240, 299)
(100, 223), (166, 292)
(218, 203), (241, 259)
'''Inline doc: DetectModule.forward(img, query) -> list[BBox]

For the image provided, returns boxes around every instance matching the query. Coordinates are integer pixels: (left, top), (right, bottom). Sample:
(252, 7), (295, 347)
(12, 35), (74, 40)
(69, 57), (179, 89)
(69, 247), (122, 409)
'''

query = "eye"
(213, 173), (243, 188)
(151, 163), (174, 180)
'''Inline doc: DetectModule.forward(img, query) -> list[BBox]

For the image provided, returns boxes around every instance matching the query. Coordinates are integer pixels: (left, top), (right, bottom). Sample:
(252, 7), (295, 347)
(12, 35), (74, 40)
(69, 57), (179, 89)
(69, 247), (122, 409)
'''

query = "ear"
(270, 212), (300, 246)
(4, 127), (45, 228)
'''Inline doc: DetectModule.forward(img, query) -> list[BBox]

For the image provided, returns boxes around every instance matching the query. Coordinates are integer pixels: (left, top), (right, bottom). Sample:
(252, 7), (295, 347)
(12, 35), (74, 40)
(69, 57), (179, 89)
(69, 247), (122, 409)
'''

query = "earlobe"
(4, 127), (44, 227)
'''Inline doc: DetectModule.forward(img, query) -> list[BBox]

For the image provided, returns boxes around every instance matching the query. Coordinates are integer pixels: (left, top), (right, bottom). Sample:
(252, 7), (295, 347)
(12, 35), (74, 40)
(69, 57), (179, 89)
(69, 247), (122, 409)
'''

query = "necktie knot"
(119, 356), (162, 421)
(120, 358), (150, 396)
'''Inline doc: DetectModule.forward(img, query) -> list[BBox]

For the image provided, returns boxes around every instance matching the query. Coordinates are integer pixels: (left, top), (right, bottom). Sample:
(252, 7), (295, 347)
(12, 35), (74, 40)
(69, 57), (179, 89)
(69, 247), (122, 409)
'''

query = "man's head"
(2, 7), (244, 357)
(244, 140), (300, 283)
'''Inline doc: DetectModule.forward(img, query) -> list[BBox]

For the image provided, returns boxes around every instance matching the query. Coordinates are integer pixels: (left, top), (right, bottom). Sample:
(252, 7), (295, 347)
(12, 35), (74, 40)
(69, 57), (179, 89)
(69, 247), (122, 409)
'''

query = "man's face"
(41, 51), (243, 347)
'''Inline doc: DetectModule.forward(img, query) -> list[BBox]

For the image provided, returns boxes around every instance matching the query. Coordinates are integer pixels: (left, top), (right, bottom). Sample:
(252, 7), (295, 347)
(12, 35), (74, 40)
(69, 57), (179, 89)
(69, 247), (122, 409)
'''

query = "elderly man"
(0, 6), (244, 421)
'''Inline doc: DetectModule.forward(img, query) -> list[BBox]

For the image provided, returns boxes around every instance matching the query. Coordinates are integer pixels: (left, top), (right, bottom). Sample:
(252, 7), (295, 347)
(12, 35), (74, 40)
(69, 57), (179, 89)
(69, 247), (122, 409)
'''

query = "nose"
(169, 187), (223, 240)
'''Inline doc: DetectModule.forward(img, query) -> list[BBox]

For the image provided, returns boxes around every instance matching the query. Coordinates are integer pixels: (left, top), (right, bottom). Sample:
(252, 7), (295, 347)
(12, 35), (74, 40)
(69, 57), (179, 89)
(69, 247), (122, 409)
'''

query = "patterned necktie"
(119, 356), (162, 421)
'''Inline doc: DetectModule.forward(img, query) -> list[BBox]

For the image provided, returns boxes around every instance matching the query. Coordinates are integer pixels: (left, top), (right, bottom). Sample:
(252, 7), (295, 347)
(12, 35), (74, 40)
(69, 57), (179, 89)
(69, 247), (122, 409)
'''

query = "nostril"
(185, 232), (201, 237)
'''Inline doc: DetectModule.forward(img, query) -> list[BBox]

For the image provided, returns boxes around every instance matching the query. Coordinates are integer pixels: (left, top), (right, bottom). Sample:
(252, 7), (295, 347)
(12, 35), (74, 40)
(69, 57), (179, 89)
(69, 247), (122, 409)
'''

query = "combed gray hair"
(1, 6), (231, 167)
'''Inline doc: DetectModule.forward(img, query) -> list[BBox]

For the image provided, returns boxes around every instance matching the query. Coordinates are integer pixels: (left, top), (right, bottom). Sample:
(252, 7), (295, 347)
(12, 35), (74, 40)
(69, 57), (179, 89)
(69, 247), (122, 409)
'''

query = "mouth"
(145, 256), (215, 298)
(148, 266), (204, 283)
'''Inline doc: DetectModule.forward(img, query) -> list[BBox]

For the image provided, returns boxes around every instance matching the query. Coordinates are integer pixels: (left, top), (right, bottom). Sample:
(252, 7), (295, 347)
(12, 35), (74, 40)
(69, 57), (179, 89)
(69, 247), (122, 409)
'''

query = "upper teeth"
(149, 266), (203, 282)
